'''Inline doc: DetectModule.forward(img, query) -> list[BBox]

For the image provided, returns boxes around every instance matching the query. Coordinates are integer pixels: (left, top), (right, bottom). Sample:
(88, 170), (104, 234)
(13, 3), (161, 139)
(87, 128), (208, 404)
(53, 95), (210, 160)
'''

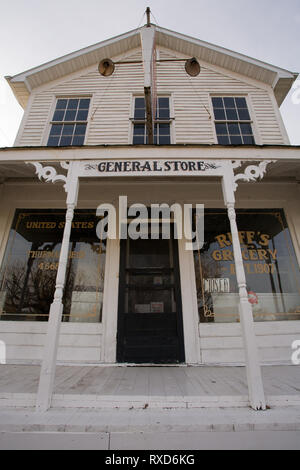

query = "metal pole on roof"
(146, 7), (151, 27)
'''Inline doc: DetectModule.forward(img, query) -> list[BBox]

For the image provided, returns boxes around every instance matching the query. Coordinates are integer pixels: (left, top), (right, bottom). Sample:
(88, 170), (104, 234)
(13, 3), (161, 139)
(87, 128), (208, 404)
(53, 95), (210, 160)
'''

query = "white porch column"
(222, 172), (266, 410)
(177, 235), (201, 364)
(101, 238), (120, 363)
(36, 166), (79, 412)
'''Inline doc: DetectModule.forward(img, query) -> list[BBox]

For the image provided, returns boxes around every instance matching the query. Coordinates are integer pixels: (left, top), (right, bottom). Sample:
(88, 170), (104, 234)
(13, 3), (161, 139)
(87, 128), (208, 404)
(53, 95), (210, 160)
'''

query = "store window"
(132, 97), (171, 145)
(194, 209), (300, 323)
(47, 98), (91, 146)
(0, 209), (106, 323)
(212, 97), (255, 145)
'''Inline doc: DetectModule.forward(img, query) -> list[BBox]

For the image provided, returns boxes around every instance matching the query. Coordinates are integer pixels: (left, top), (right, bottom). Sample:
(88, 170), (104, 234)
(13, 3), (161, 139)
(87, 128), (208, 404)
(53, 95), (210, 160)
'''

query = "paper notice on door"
(204, 278), (230, 293)
(135, 304), (151, 313)
(150, 302), (164, 313)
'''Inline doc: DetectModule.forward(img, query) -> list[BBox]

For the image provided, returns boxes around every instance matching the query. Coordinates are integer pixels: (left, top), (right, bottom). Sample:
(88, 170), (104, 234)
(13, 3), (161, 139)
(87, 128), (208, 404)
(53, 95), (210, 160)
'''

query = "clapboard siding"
(0, 321), (102, 363)
(2, 319), (299, 365)
(200, 321), (300, 365)
(17, 47), (286, 146)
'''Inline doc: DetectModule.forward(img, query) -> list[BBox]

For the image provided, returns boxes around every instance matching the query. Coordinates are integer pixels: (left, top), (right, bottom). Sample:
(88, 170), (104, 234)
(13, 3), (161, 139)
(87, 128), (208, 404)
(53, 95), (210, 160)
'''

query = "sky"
(0, 0), (300, 146)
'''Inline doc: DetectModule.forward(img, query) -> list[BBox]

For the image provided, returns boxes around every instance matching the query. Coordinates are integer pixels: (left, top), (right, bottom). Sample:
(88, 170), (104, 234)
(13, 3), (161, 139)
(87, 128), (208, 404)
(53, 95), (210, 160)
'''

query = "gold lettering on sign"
(212, 231), (277, 266)
(58, 221), (95, 229)
(230, 263), (275, 275)
(28, 250), (86, 260)
(26, 221), (95, 230)
(38, 262), (59, 271)
(215, 231), (270, 249)
(26, 222), (57, 229)
(212, 249), (277, 262)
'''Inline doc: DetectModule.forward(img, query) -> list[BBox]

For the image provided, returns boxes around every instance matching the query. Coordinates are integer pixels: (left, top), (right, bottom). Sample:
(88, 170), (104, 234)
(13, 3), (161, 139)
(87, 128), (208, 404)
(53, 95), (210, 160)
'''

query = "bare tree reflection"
(1, 262), (75, 321)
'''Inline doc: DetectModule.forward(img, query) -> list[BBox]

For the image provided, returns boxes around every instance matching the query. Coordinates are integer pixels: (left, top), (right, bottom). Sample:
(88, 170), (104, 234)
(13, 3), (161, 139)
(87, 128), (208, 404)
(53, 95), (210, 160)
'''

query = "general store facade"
(0, 20), (300, 410)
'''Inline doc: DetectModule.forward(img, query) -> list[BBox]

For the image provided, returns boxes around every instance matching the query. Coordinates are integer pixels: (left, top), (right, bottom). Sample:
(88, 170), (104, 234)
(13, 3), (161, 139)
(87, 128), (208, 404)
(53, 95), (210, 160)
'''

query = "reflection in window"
(194, 209), (300, 323)
(0, 210), (106, 323)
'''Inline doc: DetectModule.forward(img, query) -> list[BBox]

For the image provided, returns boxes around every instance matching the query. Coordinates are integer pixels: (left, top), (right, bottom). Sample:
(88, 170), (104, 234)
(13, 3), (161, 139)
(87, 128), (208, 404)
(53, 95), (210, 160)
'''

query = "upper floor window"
(47, 98), (91, 146)
(132, 97), (171, 145)
(212, 97), (255, 145)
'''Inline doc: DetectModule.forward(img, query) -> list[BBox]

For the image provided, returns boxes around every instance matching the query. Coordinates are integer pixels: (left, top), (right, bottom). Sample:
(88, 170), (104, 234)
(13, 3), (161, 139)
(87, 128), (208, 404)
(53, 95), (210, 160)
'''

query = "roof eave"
(274, 73), (299, 106)
(6, 25), (298, 109)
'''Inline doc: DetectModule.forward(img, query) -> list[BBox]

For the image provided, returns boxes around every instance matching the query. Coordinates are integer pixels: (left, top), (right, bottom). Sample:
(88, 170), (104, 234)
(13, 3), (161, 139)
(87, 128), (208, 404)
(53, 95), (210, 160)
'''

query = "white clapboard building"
(0, 13), (300, 411)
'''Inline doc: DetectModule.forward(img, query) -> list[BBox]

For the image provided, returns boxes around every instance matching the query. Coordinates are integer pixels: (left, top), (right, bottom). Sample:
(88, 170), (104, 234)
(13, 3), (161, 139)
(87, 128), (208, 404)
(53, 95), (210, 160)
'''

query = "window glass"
(76, 109), (89, 121)
(47, 98), (90, 147)
(65, 110), (77, 121)
(133, 97), (171, 145)
(237, 108), (251, 120)
(52, 110), (65, 122)
(223, 97), (235, 108)
(228, 124), (240, 135)
(225, 108), (238, 120)
(56, 99), (68, 110)
(212, 97), (223, 108)
(194, 209), (300, 323)
(49, 124), (63, 136)
(67, 99), (79, 109)
(62, 124), (74, 136)
(212, 97), (255, 145)
(0, 210), (106, 323)
(72, 135), (85, 146)
(235, 97), (247, 108)
(214, 108), (226, 120)
(79, 99), (91, 109)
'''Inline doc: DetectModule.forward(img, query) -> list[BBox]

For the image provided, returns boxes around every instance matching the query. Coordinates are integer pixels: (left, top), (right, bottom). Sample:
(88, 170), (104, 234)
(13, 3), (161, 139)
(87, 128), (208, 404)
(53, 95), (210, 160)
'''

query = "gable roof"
(6, 24), (297, 109)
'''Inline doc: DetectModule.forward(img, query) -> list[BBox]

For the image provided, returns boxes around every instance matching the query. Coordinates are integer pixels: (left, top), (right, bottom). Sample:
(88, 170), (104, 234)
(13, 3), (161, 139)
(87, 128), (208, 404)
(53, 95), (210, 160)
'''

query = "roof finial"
(146, 7), (151, 27)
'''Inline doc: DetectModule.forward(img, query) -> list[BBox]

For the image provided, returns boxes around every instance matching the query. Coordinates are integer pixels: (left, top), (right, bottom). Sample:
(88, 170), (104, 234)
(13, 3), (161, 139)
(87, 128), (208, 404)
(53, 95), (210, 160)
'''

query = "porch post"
(36, 165), (79, 412)
(222, 172), (266, 411)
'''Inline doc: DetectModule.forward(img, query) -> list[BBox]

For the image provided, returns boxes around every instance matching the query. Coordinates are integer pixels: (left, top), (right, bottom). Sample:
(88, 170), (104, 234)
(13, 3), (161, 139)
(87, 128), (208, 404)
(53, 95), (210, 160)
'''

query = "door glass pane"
(124, 238), (176, 314)
(128, 238), (171, 269)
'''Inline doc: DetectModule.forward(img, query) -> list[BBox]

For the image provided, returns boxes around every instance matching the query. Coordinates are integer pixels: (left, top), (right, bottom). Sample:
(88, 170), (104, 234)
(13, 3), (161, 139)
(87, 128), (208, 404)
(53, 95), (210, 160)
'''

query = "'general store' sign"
(81, 159), (225, 177)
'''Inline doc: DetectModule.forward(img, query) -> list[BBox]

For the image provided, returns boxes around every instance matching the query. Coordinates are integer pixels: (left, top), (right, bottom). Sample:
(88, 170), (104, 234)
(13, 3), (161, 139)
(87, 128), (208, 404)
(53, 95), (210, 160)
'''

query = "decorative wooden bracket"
(27, 161), (70, 192)
(232, 160), (274, 191)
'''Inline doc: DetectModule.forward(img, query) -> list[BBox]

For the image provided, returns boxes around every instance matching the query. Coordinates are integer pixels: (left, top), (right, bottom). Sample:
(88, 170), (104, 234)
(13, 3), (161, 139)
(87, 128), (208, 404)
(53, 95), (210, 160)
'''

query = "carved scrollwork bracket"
(27, 161), (70, 192)
(232, 160), (274, 192)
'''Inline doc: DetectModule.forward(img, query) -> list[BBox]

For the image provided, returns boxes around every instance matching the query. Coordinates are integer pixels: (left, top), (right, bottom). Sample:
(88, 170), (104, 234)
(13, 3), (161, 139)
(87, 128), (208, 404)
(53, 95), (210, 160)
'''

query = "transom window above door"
(132, 97), (171, 145)
(47, 98), (91, 147)
(212, 97), (255, 145)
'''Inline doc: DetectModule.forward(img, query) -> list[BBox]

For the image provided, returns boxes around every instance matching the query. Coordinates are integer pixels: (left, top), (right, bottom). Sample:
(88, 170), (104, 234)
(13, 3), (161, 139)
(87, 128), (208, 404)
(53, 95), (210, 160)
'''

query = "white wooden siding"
(200, 321), (300, 364)
(16, 48), (286, 146)
(0, 322), (102, 363)
(1, 319), (299, 365)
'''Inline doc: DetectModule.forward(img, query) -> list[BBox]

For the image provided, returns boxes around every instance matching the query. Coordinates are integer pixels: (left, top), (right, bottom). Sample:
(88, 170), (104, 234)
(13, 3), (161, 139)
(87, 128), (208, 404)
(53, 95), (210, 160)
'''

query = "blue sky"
(0, 0), (299, 146)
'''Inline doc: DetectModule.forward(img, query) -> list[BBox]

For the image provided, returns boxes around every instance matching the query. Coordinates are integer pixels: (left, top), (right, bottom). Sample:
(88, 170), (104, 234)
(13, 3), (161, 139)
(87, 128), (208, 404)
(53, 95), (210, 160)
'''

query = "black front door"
(117, 234), (185, 364)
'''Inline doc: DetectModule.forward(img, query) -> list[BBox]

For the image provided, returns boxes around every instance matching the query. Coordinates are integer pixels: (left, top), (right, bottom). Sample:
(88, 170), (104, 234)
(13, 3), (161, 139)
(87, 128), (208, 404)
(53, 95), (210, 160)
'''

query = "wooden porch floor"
(0, 365), (299, 409)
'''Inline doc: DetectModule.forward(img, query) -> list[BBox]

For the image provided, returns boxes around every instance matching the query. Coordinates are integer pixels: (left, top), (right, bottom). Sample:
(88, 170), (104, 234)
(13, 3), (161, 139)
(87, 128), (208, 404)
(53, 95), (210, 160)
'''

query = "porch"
(0, 364), (299, 409)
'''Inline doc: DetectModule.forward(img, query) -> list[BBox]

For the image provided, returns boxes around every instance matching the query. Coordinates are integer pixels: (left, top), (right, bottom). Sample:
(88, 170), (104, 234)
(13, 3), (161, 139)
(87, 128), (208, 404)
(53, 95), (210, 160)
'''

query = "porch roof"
(0, 144), (299, 182)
